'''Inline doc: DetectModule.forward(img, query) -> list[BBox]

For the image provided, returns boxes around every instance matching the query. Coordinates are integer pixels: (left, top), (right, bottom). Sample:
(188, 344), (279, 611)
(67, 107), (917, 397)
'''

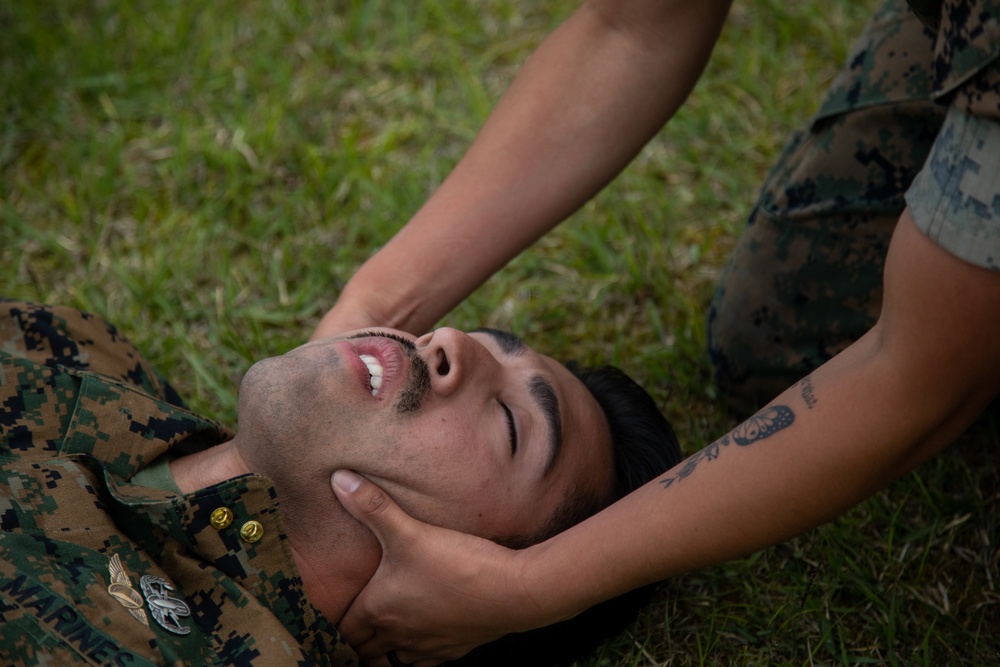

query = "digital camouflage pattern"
(907, 106), (1000, 270)
(708, 0), (1000, 413)
(0, 301), (357, 666)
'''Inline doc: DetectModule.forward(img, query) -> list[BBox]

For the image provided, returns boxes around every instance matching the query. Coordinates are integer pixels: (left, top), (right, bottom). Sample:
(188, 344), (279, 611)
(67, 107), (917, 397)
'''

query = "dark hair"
(448, 365), (682, 667)
(573, 364), (682, 502)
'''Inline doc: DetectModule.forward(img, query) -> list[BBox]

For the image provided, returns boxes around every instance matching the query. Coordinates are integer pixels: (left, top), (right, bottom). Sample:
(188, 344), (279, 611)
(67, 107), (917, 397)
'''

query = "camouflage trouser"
(708, 0), (1000, 414)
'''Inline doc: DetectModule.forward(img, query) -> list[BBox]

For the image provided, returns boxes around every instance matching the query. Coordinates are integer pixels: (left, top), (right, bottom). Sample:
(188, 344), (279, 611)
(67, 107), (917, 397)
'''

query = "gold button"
(210, 507), (234, 530)
(240, 520), (265, 543)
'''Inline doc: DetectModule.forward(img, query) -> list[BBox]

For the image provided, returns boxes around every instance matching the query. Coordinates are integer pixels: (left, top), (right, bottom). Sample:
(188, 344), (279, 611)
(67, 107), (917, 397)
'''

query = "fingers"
(382, 649), (440, 667)
(337, 600), (376, 648)
(332, 469), (415, 550)
(331, 470), (505, 665)
(353, 639), (442, 667)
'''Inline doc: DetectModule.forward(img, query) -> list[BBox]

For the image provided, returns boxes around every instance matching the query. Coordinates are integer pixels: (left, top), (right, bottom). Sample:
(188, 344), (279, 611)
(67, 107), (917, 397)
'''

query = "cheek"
(395, 420), (487, 482)
(380, 421), (502, 527)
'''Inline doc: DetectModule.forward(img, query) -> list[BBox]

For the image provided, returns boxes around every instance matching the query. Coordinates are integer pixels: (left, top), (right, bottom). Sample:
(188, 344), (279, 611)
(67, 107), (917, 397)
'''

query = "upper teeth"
(359, 354), (384, 396)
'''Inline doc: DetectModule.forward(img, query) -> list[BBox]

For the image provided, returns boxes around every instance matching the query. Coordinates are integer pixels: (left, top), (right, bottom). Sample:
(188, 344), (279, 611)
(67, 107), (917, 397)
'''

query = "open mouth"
(359, 354), (384, 396)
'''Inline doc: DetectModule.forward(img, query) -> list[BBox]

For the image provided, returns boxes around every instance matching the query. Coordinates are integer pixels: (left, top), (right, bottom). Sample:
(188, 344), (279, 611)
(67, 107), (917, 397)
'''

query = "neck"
(289, 525), (381, 624)
(169, 440), (250, 494)
(169, 438), (381, 626)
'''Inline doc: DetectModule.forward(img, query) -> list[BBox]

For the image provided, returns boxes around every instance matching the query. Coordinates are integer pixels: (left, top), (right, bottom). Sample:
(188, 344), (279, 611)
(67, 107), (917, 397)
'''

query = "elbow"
(863, 318), (1000, 471)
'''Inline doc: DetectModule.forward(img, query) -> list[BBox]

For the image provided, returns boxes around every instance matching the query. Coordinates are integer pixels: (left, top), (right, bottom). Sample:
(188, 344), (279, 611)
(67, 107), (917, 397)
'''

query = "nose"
(416, 328), (500, 398)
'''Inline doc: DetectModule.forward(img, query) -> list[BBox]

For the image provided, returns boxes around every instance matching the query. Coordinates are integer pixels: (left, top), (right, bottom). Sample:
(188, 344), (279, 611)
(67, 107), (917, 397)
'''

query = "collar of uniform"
(103, 468), (345, 662)
(61, 372), (346, 661)
(183, 475), (343, 660)
(60, 373), (353, 665)
(60, 371), (232, 479)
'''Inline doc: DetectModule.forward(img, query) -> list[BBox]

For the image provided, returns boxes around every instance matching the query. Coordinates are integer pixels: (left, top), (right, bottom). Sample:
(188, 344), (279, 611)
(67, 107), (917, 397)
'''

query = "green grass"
(3, 0), (998, 664)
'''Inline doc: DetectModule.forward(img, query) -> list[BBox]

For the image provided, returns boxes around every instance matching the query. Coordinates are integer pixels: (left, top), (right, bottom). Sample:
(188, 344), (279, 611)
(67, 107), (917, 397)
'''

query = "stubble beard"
(394, 353), (431, 413)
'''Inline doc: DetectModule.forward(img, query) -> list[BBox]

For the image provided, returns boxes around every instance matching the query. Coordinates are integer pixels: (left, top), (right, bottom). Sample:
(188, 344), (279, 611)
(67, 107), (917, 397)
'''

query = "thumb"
(332, 469), (414, 550)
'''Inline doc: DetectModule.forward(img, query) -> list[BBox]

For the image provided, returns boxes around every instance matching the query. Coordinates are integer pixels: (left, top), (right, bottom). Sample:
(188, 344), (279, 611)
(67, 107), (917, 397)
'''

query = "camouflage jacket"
(915, 0), (1000, 117)
(823, 0), (1000, 119)
(0, 301), (357, 666)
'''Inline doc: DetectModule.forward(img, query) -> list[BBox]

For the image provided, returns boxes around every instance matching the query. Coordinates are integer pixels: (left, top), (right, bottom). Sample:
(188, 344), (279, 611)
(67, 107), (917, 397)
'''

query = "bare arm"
(332, 211), (1000, 664)
(313, 0), (732, 338)
(520, 212), (1000, 609)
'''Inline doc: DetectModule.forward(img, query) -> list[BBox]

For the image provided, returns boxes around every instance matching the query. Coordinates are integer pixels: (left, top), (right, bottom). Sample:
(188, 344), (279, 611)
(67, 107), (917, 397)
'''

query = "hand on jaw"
(331, 469), (541, 667)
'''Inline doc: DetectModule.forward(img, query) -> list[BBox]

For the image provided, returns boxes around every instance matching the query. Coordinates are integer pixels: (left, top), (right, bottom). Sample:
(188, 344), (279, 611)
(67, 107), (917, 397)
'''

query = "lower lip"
(341, 338), (406, 399)
(332, 340), (380, 398)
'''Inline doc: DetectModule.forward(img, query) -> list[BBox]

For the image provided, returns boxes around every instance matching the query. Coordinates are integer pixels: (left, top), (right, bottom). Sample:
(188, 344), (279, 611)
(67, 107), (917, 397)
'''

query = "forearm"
(514, 216), (1000, 627)
(318, 0), (731, 337)
(519, 331), (996, 626)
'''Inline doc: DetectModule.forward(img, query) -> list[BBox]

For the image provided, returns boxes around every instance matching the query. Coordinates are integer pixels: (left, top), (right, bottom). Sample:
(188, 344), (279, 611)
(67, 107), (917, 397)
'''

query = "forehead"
(468, 330), (614, 498)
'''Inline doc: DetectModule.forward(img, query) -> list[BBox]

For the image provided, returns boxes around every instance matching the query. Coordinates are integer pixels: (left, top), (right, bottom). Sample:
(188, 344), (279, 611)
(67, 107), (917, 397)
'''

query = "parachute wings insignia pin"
(107, 553), (149, 627)
(140, 574), (192, 635)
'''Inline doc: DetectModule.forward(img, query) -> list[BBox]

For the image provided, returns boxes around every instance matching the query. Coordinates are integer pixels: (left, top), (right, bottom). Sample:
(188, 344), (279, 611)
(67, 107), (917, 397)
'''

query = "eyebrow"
(530, 375), (563, 476)
(473, 328), (563, 476)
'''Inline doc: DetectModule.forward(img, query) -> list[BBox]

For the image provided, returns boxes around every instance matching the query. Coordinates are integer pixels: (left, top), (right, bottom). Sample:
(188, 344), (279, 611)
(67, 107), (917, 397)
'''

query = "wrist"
(345, 243), (454, 333)
(507, 540), (581, 631)
(336, 272), (421, 332)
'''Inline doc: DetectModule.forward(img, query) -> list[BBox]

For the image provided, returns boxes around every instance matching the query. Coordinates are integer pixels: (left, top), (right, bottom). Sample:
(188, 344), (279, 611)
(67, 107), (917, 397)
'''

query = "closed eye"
(499, 399), (518, 457)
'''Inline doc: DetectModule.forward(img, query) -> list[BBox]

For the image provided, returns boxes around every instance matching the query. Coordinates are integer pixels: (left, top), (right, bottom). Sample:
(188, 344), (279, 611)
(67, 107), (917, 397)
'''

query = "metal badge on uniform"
(140, 574), (192, 635)
(107, 553), (149, 627)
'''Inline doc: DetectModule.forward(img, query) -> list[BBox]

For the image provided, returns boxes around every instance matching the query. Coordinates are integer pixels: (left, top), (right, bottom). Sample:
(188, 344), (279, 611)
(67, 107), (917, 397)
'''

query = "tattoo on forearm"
(799, 375), (817, 409)
(659, 405), (795, 489)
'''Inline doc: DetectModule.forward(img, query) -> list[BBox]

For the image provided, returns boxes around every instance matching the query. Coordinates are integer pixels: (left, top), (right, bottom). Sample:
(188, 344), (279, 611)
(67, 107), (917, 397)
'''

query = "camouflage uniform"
(0, 301), (358, 666)
(708, 0), (1000, 414)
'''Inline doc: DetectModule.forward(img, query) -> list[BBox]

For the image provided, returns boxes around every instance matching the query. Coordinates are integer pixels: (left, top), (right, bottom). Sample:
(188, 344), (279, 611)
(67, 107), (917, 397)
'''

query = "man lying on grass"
(0, 299), (679, 666)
